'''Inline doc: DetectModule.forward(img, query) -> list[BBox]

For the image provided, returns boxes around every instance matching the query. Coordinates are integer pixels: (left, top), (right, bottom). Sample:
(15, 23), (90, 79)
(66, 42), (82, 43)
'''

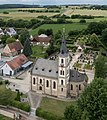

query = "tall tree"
(23, 38), (32, 57)
(19, 29), (30, 45)
(89, 33), (99, 48)
(78, 78), (107, 120)
(95, 55), (107, 79)
(101, 28), (107, 46)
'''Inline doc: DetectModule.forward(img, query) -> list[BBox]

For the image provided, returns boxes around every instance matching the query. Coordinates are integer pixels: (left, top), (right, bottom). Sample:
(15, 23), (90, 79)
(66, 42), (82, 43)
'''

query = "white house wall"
(1, 63), (14, 76)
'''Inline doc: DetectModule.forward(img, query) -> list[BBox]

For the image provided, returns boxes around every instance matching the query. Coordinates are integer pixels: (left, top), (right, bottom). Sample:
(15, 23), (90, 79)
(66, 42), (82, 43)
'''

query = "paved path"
(28, 91), (42, 116)
(70, 52), (83, 69)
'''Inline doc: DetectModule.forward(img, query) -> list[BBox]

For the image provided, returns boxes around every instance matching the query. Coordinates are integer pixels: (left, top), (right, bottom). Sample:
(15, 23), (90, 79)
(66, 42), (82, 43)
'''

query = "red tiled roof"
(32, 35), (52, 43)
(7, 54), (28, 70)
(8, 41), (23, 52)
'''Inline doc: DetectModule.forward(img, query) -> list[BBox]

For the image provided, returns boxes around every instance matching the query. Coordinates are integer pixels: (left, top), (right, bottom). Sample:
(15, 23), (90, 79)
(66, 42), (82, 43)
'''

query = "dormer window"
(49, 70), (52, 72)
(42, 68), (45, 71)
(35, 67), (38, 70)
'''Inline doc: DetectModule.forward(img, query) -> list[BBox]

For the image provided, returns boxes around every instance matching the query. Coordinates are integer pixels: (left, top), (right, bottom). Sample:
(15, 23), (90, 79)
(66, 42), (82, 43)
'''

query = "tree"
(57, 18), (66, 23)
(46, 42), (55, 56)
(89, 33), (99, 47)
(78, 78), (107, 120)
(23, 38), (32, 57)
(87, 21), (107, 35)
(101, 28), (107, 46)
(79, 19), (86, 23)
(19, 29), (30, 45)
(95, 55), (107, 79)
(64, 104), (81, 120)
(45, 29), (53, 36)
(1, 35), (10, 44)
(15, 91), (20, 101)
(38, 29), (46, 35)
(6, 37), (16, 44)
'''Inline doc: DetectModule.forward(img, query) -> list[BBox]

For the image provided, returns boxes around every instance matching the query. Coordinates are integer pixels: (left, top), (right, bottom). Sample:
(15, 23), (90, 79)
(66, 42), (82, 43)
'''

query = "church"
(31, 33), (87, 98)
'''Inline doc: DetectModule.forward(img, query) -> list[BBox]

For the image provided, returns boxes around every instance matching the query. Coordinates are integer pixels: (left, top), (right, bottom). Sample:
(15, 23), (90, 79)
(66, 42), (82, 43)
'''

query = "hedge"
(36, 108), (64, 120)
(10, 100), (30, 112)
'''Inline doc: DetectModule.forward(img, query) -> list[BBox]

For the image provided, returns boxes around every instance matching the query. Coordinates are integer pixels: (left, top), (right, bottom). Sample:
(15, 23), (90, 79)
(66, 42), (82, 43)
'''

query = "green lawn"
(0, 114), (13, 120)
(0, 83), (16, 105)
(0, 82), (30, 112)
(74, 63), (82, 68)
(30, 23), (88, 35)
(31, 45), (47, 58)
(84, 64), (93, 70)
(39, 97), (75, 117)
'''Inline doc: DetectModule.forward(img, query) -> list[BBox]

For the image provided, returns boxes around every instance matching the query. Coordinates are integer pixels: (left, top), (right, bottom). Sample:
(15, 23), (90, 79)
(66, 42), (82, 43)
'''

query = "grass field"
(39, 97), (74, 117)
(31, 45), (47, 58)
(0, 114), (13, 120)
(30, 23), (88, 35)
(0, 82), (16, 105)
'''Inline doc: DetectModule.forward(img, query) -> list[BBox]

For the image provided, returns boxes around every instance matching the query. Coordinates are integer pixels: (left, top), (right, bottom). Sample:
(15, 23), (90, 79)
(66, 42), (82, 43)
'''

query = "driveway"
(2, 70), (31, 93)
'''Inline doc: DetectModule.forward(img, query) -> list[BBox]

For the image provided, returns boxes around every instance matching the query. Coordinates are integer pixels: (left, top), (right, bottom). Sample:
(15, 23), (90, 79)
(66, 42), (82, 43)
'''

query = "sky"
(0, 0), (106, 5)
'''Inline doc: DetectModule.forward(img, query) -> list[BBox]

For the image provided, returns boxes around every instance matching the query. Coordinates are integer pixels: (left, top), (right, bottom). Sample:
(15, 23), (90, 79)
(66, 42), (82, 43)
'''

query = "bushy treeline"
(18, 9), (60, 13)
(90, 5), (107, 10)
(0, 18), (41, 28)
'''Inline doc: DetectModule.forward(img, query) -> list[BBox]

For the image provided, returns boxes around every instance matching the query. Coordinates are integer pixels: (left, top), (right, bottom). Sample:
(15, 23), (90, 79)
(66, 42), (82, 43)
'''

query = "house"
(31, 34), (52, 46)
(2, 41), (23, 56)
(31, 34), (87, 98)
(0, 28), (4, 36)
(5, 28), (17, 36)
(0, 54), (33, 76)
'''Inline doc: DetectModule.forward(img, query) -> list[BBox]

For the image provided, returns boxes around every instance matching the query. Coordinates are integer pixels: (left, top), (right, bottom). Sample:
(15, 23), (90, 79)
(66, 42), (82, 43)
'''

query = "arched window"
(61, 80), (63, 85)
(46, 80), (49, 87)
(71, 84), (73, 90)
(33, 78), (35, 84)
(53, 81), (56, 89)
(63, 71), (64, 75)
(40, 79), (42, 84)
(61, 59), (64, 63)
(79, 84), (81, 90)
(39, 86), (42, 90)
(61, 88), (63, 92)
(60, 70), (62, 75)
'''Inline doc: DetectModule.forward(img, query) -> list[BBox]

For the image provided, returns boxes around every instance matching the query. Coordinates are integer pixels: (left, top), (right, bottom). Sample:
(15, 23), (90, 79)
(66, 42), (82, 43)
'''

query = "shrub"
(0, 81), (3, 85)
(10, 100), (30, 112)
(3, 11), (9, 14)
(5, 80), (10, 85)
(79, 19), (86, 23)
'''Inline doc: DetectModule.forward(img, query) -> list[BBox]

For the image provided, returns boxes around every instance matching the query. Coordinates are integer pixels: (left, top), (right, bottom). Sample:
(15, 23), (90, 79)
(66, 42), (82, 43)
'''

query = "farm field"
(0, 7), (107, 21)
(64, 8), (107, 16)
(39, 97), (74, 117)
(30, 23), (88, 35)
(0, 12), (59, 20)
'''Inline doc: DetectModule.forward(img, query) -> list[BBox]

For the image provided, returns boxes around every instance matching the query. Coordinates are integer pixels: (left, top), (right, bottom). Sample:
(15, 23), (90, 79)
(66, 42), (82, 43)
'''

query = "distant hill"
(0, 4), (40, 9)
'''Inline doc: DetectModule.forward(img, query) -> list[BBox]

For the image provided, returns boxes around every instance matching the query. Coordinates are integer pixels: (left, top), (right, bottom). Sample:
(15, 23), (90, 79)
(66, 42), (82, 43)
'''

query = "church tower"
(58, 30), (71, 98)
